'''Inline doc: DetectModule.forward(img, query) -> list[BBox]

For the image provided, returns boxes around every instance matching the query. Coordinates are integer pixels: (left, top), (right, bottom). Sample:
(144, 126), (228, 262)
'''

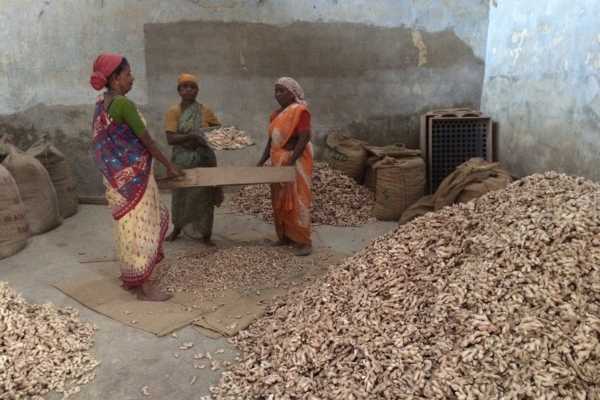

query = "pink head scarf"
(276, 77), (307, 106)
(90, 53), (125, 91)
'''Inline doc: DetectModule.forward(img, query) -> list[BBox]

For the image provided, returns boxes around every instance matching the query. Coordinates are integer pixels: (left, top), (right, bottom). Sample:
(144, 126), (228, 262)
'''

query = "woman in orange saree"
(257, 77), (313, 256)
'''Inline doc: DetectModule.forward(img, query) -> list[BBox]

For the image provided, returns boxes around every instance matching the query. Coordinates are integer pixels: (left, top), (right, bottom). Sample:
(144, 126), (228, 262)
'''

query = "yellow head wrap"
(177, 73), (199, 87)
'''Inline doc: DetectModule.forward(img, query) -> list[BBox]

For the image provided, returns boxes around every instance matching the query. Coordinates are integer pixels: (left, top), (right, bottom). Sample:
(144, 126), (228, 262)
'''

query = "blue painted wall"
(482, 0), (600, 179)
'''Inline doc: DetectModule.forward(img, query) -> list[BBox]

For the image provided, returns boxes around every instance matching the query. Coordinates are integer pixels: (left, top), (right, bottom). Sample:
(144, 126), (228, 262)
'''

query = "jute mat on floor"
(57, 246), (343, 337)
(54, 270), (216, 336)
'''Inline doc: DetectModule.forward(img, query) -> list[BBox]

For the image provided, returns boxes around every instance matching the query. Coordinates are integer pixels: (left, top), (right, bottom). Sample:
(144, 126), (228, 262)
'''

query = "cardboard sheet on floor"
(192, 288), (287, 337)
(58, 249), (343, 338)
(54, 273), (218, 336)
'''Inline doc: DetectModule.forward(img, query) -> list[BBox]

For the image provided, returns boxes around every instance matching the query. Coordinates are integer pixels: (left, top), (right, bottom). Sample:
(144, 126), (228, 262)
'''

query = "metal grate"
(420, 109), (493, 194)
(428, 116), (492, 193)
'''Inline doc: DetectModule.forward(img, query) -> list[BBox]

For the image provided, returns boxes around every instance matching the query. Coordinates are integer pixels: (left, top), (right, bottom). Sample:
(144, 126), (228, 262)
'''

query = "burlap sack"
(0, 142), (8, 163)
(373, 156), (426, 221)
(457, 172), (512, 204)
(364, 144), (421, 159)
(323, 133), (367, 182)
(433, 158), (512, 210)
(399, 158), (512, 225)
(363, 144), (422, 191)
(363, 156), (380, 192)
(2, 144), (62, 234)
(0, 165), (30, 259)
(27, 137), (78, 218)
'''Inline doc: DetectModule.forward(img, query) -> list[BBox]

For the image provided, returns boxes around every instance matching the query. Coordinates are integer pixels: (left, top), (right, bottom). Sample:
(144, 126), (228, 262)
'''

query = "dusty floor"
(0, 198), (395, 399)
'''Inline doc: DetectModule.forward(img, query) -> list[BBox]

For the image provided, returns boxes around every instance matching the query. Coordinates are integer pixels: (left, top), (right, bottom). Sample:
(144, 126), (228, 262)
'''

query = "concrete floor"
(0, 201), (396, 399)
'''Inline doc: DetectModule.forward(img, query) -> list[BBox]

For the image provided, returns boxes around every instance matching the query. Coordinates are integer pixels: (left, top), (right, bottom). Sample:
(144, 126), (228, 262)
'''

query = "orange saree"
(269, 103), (313, 245)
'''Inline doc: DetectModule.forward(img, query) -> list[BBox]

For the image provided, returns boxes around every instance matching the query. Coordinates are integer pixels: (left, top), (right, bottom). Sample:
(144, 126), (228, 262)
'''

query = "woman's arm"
(257, 137), (272, 166)
(110, 97), (183, 178)
(287, 131), (310, 166)
(286, 110), (311, 165)
(164, 106), (201, 148)
(166, 132), (199, 147)
(191, 126), (220, 142)
(167, 132), (192, 145)
(138, 131), (183, 177)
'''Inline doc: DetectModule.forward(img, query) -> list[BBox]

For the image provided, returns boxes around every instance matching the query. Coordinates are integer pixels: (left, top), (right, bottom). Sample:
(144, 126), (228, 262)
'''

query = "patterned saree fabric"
(92, 95), (169, 288)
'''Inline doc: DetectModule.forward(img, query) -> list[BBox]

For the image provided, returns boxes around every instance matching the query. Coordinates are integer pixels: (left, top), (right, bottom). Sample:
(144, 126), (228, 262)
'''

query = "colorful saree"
(269, 103), (313, 245)
(92, 96), (169, 288)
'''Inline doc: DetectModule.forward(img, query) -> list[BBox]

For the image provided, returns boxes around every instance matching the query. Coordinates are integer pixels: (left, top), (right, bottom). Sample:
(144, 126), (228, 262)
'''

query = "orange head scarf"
(177, 73), (199, 88)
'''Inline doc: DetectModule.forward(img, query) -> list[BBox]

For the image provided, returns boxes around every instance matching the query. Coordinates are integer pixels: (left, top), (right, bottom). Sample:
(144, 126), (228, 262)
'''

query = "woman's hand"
(286, 132), (310, 167)
(139, 130), (185, 179)
(192, 134), (209, 147)
(198, 126), (220, 134)
(166, 164), (185, 179)
(257, 138), (272, 167)
(181, 135), (201, 150)
(284, 153), (296, 166)
(183, 134), (209, 150)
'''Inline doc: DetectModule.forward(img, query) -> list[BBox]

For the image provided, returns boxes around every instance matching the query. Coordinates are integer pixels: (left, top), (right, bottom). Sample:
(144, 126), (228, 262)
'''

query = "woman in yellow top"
(164, 73), (223, 244)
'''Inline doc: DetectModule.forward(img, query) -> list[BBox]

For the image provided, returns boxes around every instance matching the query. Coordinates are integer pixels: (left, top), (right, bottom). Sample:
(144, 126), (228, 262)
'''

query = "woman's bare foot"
(202, 237), (216, 247)
(123, 285), (141, 296)
(271, 238), (290, 247)
(138, 282), (173, 302)
(166, 227), (182, 242)
(294, 245), (312, 257)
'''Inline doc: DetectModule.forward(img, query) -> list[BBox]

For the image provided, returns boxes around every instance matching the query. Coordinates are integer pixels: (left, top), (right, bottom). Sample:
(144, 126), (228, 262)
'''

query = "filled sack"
(2, 143), (62, 234)
(0, 164), (30, 259)
(27, 136), (78, 218)
(323, 133), (368, 182)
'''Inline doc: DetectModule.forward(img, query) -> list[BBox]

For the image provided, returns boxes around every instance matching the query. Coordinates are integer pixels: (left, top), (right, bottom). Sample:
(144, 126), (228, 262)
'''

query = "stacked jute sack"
(0, 135), (78, 260)
(0, 164), (29, 260)
(27, 136), (79, 218)
(364, 144), (425, 221)
(323, 133), (512, 223)
(322, 133), (368, 183)
(323, 133), (426, 221)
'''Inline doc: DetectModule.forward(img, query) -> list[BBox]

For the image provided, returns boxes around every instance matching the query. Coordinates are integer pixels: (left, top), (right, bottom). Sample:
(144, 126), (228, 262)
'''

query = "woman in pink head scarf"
(90, 53), (183, 301)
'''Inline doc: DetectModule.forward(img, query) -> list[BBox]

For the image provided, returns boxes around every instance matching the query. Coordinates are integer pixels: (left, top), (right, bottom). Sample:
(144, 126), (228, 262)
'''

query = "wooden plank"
(79, 255), (118, 264)
(79, 196), (108, 205)
(157, 166), (295, 190)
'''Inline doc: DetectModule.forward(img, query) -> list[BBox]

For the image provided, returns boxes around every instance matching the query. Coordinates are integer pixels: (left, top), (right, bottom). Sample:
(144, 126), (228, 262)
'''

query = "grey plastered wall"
(145, 19), (486, 165)
(0, 0), (489, 196)
(481, 0), (600, 180)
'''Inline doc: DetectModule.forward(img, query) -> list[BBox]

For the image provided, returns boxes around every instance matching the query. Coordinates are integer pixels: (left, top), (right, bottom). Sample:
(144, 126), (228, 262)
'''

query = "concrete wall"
(145, 19), (484, 154)
(0, 0), (489, 196)
(481, 0), (600, 180)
